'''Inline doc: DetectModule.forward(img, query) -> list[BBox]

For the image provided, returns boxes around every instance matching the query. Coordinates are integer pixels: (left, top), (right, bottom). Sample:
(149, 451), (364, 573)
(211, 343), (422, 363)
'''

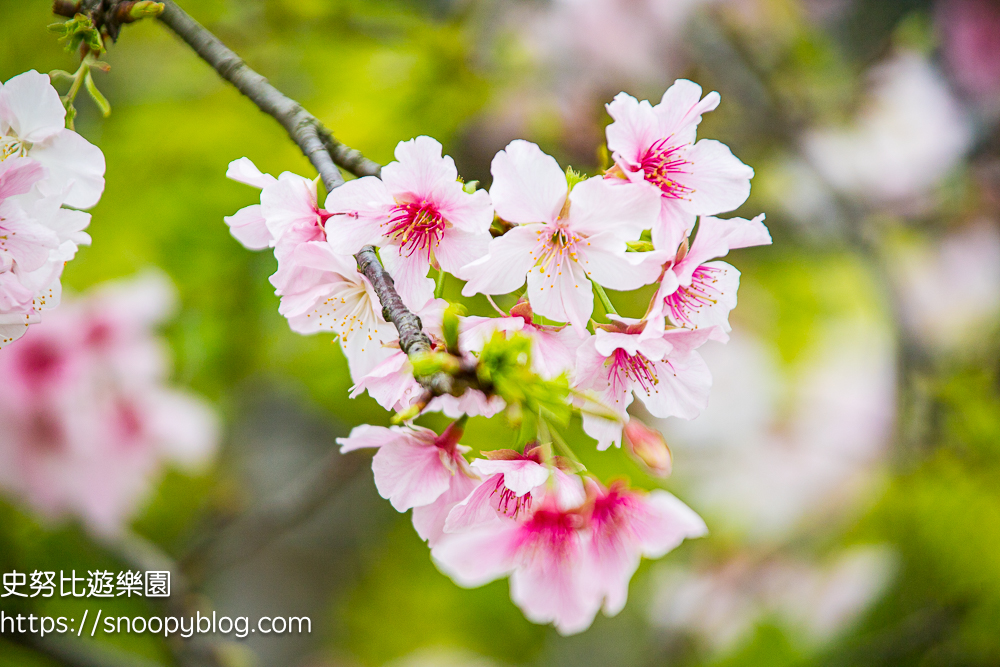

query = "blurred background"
(2, 0), (1000, 665)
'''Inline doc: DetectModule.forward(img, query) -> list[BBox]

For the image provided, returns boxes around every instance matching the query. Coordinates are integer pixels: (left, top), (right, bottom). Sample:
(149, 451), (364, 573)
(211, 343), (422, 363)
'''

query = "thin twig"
(154, 0), (455, 395)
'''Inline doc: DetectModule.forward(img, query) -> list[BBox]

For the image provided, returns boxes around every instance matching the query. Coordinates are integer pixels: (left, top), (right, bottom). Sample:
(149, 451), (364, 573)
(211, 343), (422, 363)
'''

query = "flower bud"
(624, 419), (672, 477)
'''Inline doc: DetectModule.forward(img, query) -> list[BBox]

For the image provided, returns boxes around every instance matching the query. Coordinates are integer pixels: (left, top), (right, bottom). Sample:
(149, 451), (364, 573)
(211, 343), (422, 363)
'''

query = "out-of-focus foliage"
(2, 0), (1000, 665)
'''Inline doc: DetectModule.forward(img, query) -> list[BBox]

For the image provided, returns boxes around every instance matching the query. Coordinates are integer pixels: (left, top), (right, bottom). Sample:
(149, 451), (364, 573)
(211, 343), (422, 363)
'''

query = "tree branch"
(153, 0), (454, 394)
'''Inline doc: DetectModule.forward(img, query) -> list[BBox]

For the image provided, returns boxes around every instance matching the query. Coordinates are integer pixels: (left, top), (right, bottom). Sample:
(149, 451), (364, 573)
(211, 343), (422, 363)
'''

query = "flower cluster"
(0, 272), (219, 536)
(0, 70), (106, 348)
(224, 80), (769, 633)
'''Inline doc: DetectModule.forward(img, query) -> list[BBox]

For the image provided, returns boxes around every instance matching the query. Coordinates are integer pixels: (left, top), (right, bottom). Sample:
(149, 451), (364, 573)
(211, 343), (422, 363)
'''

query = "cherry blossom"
(443, 445), (585, 533)
(224, 158), (395, 380)
(575, 317), (712, 450)
(0, 158), (92, 348)
(0, 70), (106, 209)
(605, 80), (753, 252)
(461, 140), (661, 329)
(0, 273), (218, 535)
(585, 479), (706, 615)
(337, 421), (479, 546)
(324, 136), (494, 311)
(647, 214), (770, 342)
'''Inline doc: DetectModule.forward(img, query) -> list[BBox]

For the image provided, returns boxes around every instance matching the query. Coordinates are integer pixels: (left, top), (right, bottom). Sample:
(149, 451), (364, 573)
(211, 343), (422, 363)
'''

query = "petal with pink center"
(526, 253), (593, 330)
(0, 71), (65, 143)
(381, 136), (458, 198)
(567, 177), (659, 240)
(489, 140), (567, 224)
(674, 139), (753, 217)
(660, 261), (740, 341)
(461, 224), (540, 297)
(605, 92), (661, 167)
(324, 176), (394, 254)
(509, 528), (600, 635)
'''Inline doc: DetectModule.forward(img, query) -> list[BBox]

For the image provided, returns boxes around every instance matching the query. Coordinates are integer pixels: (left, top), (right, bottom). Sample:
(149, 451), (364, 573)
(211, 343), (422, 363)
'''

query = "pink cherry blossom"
(0, 158), (91, 348)
(461, 140), (662, 329)
(648, 214), (770, 342)
(585, 479), (706, 615)
(605, 81), (753, 252)
(0, 273), (218, 535)
(443, 445), (586, 533)
(432, 494), (601, 635)
(337, 421), (478, 546)
(324, 136), (494, 311)
(460, 299), (585, 380)
(0, 70), (106, 209)
(224, 158), (395, 380)
(575, 317), (713, 449)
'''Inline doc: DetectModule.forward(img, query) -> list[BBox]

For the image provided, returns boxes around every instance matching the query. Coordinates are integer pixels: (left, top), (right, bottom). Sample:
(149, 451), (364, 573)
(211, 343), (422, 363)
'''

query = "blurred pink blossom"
(803, 51), (973, 209)
(650, 546), (896, 650)
(0, 272), (219, 535)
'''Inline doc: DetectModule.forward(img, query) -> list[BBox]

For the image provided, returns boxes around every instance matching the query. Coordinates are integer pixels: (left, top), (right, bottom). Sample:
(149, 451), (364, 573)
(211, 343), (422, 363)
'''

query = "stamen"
(386, 200), (446, 260)
(663, 264), (723, 328)
(490, 476), (533, 519)
(607, 348), (659, 396)
(639, 137), (693, 200)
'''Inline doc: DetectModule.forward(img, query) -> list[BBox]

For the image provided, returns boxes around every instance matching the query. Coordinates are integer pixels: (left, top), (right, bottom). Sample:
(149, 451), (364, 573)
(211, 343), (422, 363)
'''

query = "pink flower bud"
(624, 419), (672, 477)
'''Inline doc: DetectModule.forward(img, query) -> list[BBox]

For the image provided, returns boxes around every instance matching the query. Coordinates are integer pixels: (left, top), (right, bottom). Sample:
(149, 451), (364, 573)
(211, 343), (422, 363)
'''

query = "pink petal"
(324, 176), (394, 255)
(30, 130), (106, 210)
(471, 459), (550, 495)
(224, 205), (273, 250)
(675, 139), (753, 217)
(526, 253), (593, 329)
(567, 177), (659, 239)
(489, 140), (567, 224)
(638, 490), (708, 558)
(654, 79), (720, 145)
(382, 136), (459, 198)
(435, 227), (492, 277)
(412, 471), (480, 547)
(635, 352), (712, 420)
(443, 474), (509, 533)
(226, 157), (276, 190)
(0, 158), (45, 201)
(380, 249), (435, 312)
(0, 71), (65, 143)
(372, 433), (456, 511)
(432, 522), (521, 587)
(461, 224), (540, 296)
(605, 92), (661, 167)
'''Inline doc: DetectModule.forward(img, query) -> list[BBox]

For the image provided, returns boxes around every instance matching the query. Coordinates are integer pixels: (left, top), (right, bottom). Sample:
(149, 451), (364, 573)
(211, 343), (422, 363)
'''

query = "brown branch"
(153, 0), (457, 395)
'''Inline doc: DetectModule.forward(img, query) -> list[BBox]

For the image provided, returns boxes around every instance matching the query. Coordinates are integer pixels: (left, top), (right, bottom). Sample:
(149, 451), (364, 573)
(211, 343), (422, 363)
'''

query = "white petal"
(489, 140), (567, 224)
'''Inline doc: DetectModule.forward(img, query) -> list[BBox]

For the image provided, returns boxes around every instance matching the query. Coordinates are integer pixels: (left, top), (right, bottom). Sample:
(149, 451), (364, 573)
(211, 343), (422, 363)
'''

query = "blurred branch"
(8, 633), (165, 667)
(152, 0), (460, 396)
(179, 449), (372, 577)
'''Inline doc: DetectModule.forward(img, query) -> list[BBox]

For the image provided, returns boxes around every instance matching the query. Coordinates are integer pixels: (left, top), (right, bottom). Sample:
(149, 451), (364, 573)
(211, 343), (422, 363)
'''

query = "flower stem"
(539, 415), (586, 472)
(592, 281), (618, 317)
(434, 268), (446, 299)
